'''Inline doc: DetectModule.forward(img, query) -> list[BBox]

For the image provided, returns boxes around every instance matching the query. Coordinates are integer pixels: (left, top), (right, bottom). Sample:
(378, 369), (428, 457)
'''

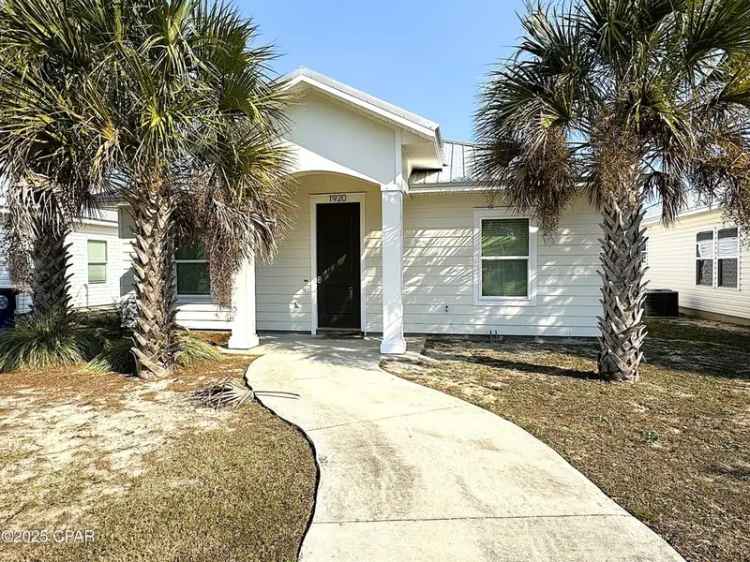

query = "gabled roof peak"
(281, 67), (441, 142)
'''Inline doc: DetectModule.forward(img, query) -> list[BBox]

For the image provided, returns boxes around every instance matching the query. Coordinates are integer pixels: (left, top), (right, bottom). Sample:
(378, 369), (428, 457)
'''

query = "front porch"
(228, 170), (408, 354)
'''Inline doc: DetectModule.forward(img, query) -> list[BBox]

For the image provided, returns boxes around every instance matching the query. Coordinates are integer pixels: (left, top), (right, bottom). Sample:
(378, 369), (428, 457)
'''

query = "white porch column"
(380, 187), (406, 354)
(227, 255), (259, 350)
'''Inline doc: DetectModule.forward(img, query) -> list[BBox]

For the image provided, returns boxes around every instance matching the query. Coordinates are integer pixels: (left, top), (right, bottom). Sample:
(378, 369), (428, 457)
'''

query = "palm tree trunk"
(31, 215), (72, 318)
(130, 182), (178, 379)
(597, 191), (649, 382)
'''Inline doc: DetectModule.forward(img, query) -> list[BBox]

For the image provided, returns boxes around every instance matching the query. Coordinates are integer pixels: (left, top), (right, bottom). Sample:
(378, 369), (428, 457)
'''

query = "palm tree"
(476, 0), (750, 382)
(0, 0), (107, 320)
(89, 1), (290, 377)
(0, 0), (291, 378)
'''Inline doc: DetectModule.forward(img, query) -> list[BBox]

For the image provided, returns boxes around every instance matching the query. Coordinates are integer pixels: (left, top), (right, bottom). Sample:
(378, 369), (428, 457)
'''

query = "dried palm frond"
(191, 378), (254, 409)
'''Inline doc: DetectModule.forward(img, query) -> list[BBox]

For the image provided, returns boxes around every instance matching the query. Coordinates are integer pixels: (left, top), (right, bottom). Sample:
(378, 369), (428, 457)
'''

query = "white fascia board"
(643, 205), (719, 226)
(407, 183), (493, 194)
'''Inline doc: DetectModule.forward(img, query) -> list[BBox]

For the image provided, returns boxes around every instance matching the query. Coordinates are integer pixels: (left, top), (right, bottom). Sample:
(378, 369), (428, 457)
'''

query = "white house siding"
(67, 222), (122, 309)
(402, 192), (603, 337)
(0, 211), (121, 313)
(645, 209), (749, 321)
(255, 173), (383, 333)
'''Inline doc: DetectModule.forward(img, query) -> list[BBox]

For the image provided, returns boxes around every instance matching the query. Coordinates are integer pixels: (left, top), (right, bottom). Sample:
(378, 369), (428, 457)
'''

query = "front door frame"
(310, 192), (367, 335)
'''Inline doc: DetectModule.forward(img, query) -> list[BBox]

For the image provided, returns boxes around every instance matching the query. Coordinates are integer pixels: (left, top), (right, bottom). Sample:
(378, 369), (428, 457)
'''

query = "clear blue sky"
(238, 1), (528, 141)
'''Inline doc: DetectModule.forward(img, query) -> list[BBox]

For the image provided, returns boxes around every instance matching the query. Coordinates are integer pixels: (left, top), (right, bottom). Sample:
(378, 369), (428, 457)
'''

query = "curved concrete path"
(247, 335), (683, 562)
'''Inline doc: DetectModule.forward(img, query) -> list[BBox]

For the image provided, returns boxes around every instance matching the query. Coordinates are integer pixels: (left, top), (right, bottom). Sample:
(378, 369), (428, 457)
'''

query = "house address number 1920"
(329, 194), (347, 203)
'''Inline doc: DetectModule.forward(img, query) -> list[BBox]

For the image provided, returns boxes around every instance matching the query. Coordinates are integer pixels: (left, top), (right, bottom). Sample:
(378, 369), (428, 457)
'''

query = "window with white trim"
(717, 227), (739, 288)
(176, 243), (210, 296)
(477, 216), (533, 300)
(696, 230), (714, 287)
(87, 240), (107, 284)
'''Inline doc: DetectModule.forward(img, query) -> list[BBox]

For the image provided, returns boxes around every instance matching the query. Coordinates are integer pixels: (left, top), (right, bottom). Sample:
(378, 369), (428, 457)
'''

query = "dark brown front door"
(316, 202), (361, 330)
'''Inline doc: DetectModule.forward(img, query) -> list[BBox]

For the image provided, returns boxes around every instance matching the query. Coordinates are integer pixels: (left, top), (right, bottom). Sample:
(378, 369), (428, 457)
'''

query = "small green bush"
(88, 331), (222, 375)
(87, 336), (136, 374)
(176, 332), (223, 367)
(0, 308), (223, 375)
(0, 309), (101, 372)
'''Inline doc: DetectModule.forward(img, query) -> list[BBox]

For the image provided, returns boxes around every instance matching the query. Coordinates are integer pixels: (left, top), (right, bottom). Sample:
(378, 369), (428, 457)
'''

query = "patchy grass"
(383, 318), (750, 562)
(0, 353), (316, 562)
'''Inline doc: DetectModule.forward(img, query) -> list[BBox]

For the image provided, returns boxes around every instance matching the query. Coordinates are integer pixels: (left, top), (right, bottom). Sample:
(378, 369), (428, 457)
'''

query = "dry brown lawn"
(0, 352), (316, 562)
(383, 318), (750, 562)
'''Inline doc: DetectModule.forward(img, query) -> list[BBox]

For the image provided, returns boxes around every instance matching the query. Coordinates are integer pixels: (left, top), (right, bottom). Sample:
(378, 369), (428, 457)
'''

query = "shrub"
(87, 336), (136, 374)
(87, 331), (222, 375)
(175, 332), (223, 367)
(0, 309), (100, 372)
(0, 306), (222, 375)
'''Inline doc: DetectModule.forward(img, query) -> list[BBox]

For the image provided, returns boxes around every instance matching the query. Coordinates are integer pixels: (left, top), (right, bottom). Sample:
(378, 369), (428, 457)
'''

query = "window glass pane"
(87, 240), (107, 263)
(88, 264), (106, 284)
(119, 209), (136, 239)
(718, 258), (738, 288)
(717, 228), (738, 258)
(482, 259), (528, 297)
(482, 219), (529, 257)
(696, 259), (713, 286)
(177, 262), (210, 295)
(175, 243), (206, 260)
(696, 231), (714, 258)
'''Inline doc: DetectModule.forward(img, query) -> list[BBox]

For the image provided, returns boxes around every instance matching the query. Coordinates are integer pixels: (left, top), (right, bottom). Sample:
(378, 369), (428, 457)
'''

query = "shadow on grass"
(424, 348), (598, 381)
(425, 317), (750, 383)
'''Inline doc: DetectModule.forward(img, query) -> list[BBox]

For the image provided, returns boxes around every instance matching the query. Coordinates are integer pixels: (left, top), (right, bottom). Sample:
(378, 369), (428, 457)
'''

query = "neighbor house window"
(176, 243), (210, 295)
(717, 227), (739, 288)
(695, 231), (714, 286)
(474, 211), (536, 304)
(87, 240), (107, 284)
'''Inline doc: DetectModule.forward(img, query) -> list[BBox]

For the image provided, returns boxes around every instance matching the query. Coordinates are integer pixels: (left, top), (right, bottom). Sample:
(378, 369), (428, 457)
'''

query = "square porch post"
(380, 187), (406, 354)
(228, 255), (260, 350)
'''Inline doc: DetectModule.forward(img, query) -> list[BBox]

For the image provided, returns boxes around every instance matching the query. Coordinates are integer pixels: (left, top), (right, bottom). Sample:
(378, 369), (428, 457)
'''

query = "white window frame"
(717, 226), (741, 290)
(175, 246), (211, 298)
(87, 239), (108, 284)
(473, 208), (538, 306)
(695, 225), (741, 292)
(695, 229), (715, 288)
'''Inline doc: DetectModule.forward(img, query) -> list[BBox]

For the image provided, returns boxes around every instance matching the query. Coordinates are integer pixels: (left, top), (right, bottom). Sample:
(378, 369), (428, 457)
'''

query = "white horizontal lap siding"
(645, 210), (748, 320)
(403, 193), (602, 337)
(255, 173), (383, 333)
(0, 221), (121, 313)
(67, 223), (122, 309)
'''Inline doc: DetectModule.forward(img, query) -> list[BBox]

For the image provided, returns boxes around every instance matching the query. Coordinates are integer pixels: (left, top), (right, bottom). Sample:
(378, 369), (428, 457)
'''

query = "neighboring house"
(0, 207), (124, 313)
(645, 204), (748, 325)
(116, 68), (605, 351)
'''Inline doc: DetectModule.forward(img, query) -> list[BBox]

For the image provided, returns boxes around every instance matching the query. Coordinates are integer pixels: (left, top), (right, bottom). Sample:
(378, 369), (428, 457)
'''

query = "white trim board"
(694, 224), (742, 292)
(309, 192), (367, 335)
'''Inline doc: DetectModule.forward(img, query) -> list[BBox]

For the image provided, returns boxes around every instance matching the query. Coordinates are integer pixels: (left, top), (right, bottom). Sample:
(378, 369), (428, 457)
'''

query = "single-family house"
(0, 206), (124, 315)
(116, 68), (605, 352)
(645, 203), (747, 325)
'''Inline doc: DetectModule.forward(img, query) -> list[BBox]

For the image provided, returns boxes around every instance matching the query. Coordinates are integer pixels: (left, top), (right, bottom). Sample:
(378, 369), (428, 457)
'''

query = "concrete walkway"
(246, 335), (683, 562)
